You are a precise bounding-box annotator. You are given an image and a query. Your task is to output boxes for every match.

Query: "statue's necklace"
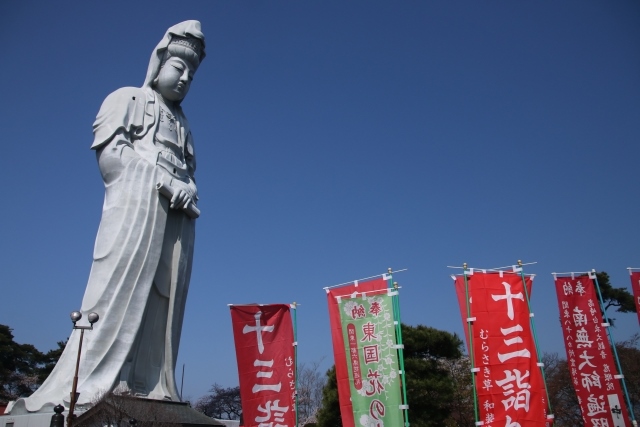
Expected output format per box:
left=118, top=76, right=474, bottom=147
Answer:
left=159, top=104, right=177, bottom=131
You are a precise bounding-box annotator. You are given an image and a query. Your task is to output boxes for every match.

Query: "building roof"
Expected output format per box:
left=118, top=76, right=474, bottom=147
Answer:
left=75, top=395, right=224, bottom=427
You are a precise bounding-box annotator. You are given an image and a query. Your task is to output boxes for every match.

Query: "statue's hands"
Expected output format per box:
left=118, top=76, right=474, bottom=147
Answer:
left=170, top=189, right=193, bottom=210
left=170, top=179, right=197, bottom=210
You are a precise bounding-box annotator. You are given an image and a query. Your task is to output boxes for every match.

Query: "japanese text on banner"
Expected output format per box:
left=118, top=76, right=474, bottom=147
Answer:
left=554, top=276, right=630, bottom=427
left=455, top=272, right=549, bottom=427
left=338, top=290, right=404, bottom=427
left=326, top=277, right=390, bottom=427
left=230, top=304, right=296, bottom=427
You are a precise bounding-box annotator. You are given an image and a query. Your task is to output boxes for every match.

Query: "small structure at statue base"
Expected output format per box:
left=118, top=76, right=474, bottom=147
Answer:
left=74, top=394, right=223, bottom=427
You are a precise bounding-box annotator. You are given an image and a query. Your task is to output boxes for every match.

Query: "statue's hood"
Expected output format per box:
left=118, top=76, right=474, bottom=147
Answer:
left=142, top=20, right=206, bottom=93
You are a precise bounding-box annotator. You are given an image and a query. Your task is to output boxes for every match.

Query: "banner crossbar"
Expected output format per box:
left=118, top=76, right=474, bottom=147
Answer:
left=332, top=287, right=402, bottom=301
left=323, top=269, right=408, bottom=290
left=447, top=261, right=537, bottom=272
left=228, top=302, right=302, bottom=307
left=553, top=270, right=598, bottom=280
left=451, top=271, right=536, bottom=279
left=551, top=270, right=593, bottom=276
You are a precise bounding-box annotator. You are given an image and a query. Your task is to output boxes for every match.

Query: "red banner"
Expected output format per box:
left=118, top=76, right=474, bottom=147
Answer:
left=230, top=304, right=296, bottom=427
left=554, top=275, right=630, bottom=427
left=454, top=271, right=549, bottom=426
left=326, top=277, right=389, bottom=427
left=630, top=271, right=640, bottom=326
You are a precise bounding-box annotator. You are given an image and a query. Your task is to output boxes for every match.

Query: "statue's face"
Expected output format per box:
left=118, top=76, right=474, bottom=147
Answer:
left=155, top=57, right=195, bottom=102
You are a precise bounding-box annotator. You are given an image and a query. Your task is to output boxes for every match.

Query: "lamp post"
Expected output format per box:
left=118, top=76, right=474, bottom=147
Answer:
left=67, top=311, right=99, bottom=427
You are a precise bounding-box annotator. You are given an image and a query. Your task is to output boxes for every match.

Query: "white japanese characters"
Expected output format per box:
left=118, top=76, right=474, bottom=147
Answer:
left=456, top=272, right=549, bottom=427
left=556, top=277, right=629, bottom=427
left=231, top=305, right=296, bottom=427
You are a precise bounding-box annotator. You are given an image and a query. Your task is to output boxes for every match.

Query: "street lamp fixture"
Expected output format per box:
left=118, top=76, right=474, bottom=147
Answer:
left=67, top=311, right=99, bottom=427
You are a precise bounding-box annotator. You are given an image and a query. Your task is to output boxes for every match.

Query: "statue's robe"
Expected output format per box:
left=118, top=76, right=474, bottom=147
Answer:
left=14, top=87, right=196, bottom=413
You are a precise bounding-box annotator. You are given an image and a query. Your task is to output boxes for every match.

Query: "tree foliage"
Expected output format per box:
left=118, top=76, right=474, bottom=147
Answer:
left=0, top=325, right=43, bottom=402
left=316, top=366, right=341, bottom=427
left=38, top=339, right=67, bottom=384
left=402, top=325, right=464, bottom=427
left=296, top=359, right=327, bottom=423
left=440, top=356, right=475, bottom=427
left=595, top=272, right=637, bottom=325
left=316, top=324, right=464, bottom=427
left=194, top=383, right=242, bottom=420
left=541, top=352, right=583, bottom=426
left=0, top=324, right=65, bottom=402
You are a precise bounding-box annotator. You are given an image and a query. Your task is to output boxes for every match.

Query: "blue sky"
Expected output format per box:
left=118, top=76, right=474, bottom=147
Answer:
left=2, top=1, right=639, bottom=402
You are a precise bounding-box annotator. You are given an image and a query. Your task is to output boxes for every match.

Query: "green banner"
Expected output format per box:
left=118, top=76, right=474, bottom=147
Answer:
left=338, top=289, right=404, bottom=426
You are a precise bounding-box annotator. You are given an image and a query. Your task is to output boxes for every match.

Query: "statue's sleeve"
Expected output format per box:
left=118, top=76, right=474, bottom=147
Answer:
left=186, top=132, right=196, bottom=177
left=91, top=87, right=148, bottom=150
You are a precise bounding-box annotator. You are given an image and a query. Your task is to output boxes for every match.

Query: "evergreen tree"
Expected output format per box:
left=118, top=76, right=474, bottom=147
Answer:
left=402, top=325, right=463, bottom=427
left=316, top=366, right=341, bottom=427
left=37, top=339, right=67, bottom=384
left=595, top=271, right=637, bottom=325
left=0, top=324, right=43, bottom=402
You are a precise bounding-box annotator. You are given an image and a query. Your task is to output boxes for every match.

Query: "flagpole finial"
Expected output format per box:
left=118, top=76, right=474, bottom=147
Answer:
left=393, top=282, right=399, bottom=289
left=517, top=260, right=522, bottom=266
left=463, top=262, right=468, bottom=270
left=388, top=267, right=393, bottom=274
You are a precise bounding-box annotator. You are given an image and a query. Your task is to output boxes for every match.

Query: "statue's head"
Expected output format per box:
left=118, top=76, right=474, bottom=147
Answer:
left=144, top=21, right=206, bottom=104
left=164, top=35, right=204, bottom=69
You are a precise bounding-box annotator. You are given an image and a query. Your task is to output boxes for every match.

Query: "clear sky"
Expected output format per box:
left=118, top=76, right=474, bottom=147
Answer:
left=2, top=0, right=639, bottom=403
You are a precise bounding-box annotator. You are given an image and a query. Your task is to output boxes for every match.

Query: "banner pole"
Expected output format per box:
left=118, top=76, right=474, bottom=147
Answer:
left=516, top=260, right=554, bottom=421
left=291, top=302, right=299, bottom=427
left=462, top=264, right=481, bottom=425
left=387, top=268, right=410, bottom=427
left=591, top=270, right=636, bottom=424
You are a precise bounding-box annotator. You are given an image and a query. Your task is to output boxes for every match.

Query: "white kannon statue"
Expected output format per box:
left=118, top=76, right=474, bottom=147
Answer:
left=10, top=20, right=205, bottom=414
